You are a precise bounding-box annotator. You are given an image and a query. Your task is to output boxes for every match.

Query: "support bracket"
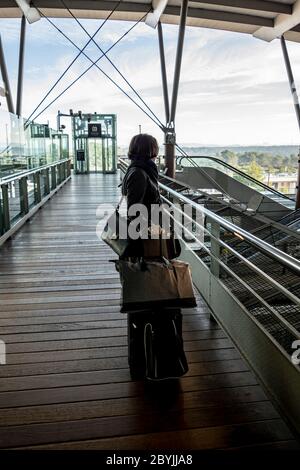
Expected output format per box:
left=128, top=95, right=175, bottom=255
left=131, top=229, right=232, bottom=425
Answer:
left=15, top=0, right=41, bottom=24
left=146, top=0, right=168, bottom=29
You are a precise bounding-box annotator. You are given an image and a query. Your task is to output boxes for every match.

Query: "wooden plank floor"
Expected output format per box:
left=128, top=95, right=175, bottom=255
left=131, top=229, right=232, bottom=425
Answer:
left=0, top=173, right=299, bottom=450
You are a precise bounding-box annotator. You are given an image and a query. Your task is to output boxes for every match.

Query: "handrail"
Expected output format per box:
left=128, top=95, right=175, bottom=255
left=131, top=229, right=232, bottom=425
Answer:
left=177, top=155, right=295, bottom=202
left=118, top=157, right=300, bottom=274
left=161, top=173, right=300, bottom=240
left=161, top=194, right=300, bottom=340
left=160, top=181, right=300, bottom=275
left=0, top=158, right=71, bottom=185
left=0, top=158, right=71, bottom=244
left=162, top=194, right=300, bottom=305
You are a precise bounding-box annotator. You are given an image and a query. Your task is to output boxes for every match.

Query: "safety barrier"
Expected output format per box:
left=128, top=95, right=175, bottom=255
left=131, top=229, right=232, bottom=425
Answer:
left=0, top=159, right=71, bottom=245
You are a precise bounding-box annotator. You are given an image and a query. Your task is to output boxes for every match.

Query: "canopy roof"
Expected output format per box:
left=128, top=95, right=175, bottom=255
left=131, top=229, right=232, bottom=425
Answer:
left=1, top=0, right=300, bottom=43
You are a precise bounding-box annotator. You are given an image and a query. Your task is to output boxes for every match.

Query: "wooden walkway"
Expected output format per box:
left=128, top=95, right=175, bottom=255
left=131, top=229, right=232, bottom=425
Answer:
left=0, top=173, right=299, bottom=450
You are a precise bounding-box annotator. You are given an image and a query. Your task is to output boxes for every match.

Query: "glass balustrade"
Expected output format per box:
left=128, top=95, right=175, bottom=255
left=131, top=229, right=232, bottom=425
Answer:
left=0, top=109, right=69, bottom=179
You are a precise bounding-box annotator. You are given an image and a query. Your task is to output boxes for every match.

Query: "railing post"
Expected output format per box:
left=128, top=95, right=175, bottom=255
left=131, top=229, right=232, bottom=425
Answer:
left=51, top=165, right=57, bottom=190
left=67, top=159, right=71, bottom=177
left=0, top=192, right=3, bottom=235
left=34, top=171, right=41, bottom=204
left=44, top=168, right=50, bottom=195
left=19, top=176, right=29, bottom=215
left=210, top=219, right=221, bottom=279
left=208, top=218, right=221, bottom=323
left=2, top=184, right=10, bottom=232
left=63, top=161, right=67, bottom=181
left=57, top=163, right=62, bottom=185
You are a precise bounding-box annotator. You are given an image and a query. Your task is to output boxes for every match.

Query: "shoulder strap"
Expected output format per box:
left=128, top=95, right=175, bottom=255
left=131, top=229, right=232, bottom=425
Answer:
left=116, top=194, right=125, bottom=212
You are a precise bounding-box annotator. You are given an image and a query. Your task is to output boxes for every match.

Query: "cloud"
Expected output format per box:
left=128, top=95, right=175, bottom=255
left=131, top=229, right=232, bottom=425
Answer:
left=1, top=18, right=300, bottom=146
left=0, top=19, right=21, bottom=41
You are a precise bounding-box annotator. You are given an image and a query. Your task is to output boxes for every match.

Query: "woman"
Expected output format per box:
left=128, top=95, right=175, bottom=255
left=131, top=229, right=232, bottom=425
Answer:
left=121, top=133, right=180, bottom=259
left=121, top=134, right=162, bottom=257
left=120, top=135, right=188, bottom=381
left=122, top=133, right=161, bottom=214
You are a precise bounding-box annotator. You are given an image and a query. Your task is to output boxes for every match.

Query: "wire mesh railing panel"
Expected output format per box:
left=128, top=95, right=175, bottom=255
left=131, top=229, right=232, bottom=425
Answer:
left=250, top=306, right=297, bottom=355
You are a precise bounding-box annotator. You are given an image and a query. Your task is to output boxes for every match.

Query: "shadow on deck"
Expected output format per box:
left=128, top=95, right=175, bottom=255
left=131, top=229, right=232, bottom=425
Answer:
left=0, top=173, right=298, bottom=450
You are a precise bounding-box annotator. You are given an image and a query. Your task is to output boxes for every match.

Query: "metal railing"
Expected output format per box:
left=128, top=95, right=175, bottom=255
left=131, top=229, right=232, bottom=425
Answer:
left=119, top=156, right=300, bottom=434
left=0, top=159, right=71, bottom=244
left=160, top=182, right=300, bottom=322
left=160, top=182, right=300, bottom=270
left=177, top=155, right=296, bottom=203
left=161, top=181, right=300, bottom=431
left=119, top=156, right=300, bottom=352
left=120, top=159, right=300, bottom=282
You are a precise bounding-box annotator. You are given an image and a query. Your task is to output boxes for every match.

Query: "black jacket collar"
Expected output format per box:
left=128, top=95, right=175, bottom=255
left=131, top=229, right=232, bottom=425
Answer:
left=128, top=159, right=158, bottom=183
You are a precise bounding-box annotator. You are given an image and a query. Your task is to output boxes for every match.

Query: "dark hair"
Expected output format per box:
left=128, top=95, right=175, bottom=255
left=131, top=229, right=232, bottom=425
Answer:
left=128, top=134, right=159, bottom=161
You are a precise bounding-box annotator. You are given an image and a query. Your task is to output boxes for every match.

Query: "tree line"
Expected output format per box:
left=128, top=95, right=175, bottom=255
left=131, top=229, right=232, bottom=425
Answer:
left=217, top=150, right=298, bottom=172
left=214, top=150, right=298, bottom=181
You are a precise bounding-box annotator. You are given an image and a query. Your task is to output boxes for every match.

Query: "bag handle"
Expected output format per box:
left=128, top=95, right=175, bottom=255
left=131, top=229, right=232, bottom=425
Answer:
left=159, top=225, right=163, bottom=259
left=158, top=224, right=172, bottom=267
left=116, top=194, right=125, bottom=213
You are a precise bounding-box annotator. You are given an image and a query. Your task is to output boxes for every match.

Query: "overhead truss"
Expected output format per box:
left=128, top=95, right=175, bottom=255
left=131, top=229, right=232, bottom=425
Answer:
left=1, top=1, right=300, bottom=43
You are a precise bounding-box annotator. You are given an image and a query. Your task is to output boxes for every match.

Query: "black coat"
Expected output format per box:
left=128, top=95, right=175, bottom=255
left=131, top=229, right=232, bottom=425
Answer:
left=121, top=159, right=161, bottom=214
left=121, top=159, right=180, bottom=259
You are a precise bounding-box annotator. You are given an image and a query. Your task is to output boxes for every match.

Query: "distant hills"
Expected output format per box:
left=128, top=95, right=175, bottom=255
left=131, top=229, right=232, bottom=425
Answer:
left=179, top=145, right=299, bottom=157
left=118, top=145, right=299, bottom=158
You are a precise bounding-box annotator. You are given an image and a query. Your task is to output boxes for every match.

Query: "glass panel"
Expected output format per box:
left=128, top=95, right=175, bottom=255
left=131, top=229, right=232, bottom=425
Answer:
left=88, top=139, right=104, bottom=172
left=51, top=134, right=61, bottom=162
left=72, top=113, right=116, bottom=174
left=27, top=174, right=35, bottom=208
left=0, top=109, right=70, bottom=179
left=56, top=166, right=60, bottom=184
left=8, top=180, right=21, bottom=223
left=40, top=172, right=46, bottom=197
left=50, top=167, right=56, bottom=189
left=0, top=112, right=27, bottom=177
left=61, top=134, right=69, bottom=159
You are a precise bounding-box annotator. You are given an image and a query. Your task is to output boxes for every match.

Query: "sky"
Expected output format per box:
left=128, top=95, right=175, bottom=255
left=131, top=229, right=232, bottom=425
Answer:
left=1, top=15, right=300, bottom=147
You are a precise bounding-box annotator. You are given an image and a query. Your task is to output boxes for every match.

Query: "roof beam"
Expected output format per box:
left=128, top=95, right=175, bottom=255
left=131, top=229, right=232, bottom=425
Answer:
left=0, top=1, right=149, bottom=11
left=16, top=0, right=149, bottom=13
left=165, top=5, right=274, bottom=27
left=291, top=23, right=300, bottom=32
left=0, top=1, right=276, bottom=27
left=254, top=0, right=300, bottom=41
left=24, top=0, right=292, bottom=17
left=192, top=1, right=293, bottom=15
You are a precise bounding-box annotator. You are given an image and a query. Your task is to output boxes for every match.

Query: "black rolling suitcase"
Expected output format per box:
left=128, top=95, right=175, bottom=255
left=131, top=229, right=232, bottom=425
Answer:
left=127, top=309, right=189, bottom=380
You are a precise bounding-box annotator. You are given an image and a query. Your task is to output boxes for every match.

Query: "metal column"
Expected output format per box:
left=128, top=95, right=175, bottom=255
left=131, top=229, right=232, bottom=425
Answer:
left=16, top=15, right=27, bottom=117
left=0, top=33, right=15, bottom=114
left=280, top=35, right=300, bottom=209
left=157, top=1, right=189, bottom=178
left=157, top=21, right=170, bottom=124
left=169, top=0, right=189, bottom=124
left=157, top=20, right=175, bottom=177
left=164, top=130, right=176, bottom=178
